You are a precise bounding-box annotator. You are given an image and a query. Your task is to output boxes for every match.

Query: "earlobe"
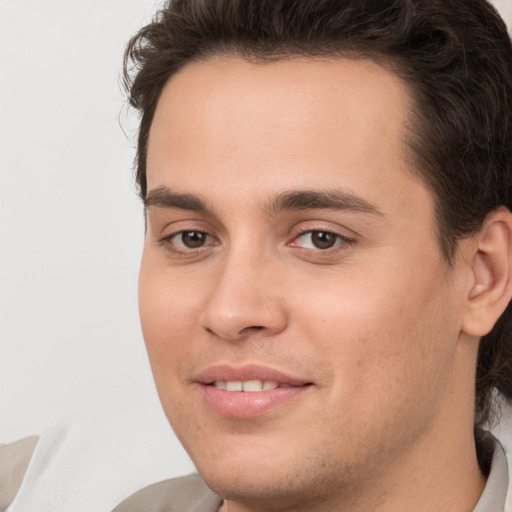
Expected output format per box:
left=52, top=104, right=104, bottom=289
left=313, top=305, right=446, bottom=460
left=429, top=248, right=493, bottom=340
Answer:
left=462, top=207, right=512, bottom=337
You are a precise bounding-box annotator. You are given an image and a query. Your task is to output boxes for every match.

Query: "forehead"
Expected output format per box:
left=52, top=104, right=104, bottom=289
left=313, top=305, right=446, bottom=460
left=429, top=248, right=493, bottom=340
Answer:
left=147, top=56, right=422, bottom=211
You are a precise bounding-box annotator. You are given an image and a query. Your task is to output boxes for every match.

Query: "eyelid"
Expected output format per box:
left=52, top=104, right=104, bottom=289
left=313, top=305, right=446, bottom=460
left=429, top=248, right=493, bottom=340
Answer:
left=159, top=227, right=219, bottom=254
left=289, top=229, right=350, bottom=248
left=289, top=219, right=356, bottom=240
left=162, top=229, right=211, bottom=243
left=155, top=217, right=217, bottom=242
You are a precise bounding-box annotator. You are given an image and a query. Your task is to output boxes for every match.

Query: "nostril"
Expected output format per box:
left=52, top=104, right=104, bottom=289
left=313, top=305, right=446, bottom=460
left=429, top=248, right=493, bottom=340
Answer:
left=205, top=324, right=265, bottom=340
left=236, top=325, right=266, bottom=338
left=243, top=326, right=265, bottom=332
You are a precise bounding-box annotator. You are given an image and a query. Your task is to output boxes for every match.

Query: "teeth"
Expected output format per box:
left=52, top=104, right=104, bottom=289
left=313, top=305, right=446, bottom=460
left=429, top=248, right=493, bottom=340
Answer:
left=226, top=381, right=243, bottom=391
left=241, top=380, right=261, bottom=392
left=213, top=380, right=279, bottom=392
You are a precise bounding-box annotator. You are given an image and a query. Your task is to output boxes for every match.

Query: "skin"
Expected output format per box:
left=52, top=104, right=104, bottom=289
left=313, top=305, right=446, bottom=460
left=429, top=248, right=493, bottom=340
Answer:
left=138, top=57, right=510, bottom=512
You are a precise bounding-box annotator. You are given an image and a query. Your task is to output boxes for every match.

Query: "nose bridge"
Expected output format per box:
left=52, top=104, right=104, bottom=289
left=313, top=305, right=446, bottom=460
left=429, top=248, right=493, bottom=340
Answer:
left=201, top=241, right=287, bottom=340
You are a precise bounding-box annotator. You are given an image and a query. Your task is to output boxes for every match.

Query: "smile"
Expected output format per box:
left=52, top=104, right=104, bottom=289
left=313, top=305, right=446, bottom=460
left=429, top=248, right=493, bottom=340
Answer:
left=196, top=365, right=313, bottom=418
left=212, top=380, right=298, bottom=391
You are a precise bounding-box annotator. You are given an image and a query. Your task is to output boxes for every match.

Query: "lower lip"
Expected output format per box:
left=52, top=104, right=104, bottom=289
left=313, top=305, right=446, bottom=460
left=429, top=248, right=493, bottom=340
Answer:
left=201, top=385, right=310, bottom=418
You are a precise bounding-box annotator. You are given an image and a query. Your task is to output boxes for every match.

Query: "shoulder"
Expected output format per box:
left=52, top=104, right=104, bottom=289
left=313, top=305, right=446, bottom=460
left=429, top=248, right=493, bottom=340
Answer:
left=0, top=436, right=38, bottom=512
left=112, top=473, right=222, bottom=512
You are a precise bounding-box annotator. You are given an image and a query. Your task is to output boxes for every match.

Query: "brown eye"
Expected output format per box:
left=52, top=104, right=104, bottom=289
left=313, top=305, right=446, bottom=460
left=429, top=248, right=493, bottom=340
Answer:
left=161, top=229, right=217, bottom=255
left=180, top=231, right=208, bottom=248
left=310, top=231, right=337, bottom=249
left=291, top=230, right=348, bottom=251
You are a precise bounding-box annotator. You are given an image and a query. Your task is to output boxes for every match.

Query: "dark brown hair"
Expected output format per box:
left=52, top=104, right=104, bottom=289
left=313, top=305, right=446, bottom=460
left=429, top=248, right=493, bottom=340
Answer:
left=123, top=0, right=512, bottom=427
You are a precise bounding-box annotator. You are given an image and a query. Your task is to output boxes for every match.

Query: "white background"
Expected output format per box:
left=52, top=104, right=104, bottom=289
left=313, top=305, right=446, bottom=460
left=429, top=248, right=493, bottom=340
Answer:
left=1, top=0, right=511, bottom=448
left=0, top=0, right=174, bottom=443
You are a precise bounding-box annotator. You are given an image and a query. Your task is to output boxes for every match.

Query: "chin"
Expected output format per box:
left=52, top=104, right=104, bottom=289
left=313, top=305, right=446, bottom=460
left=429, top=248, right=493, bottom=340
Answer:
left=183, top=429, right=354, bottom=506
left=197, top=453, right=356, bottom=512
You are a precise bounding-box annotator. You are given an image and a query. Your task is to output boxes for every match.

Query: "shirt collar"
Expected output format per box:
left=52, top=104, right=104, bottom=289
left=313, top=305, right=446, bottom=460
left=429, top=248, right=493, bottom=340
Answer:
left=473, top=439, right=509, bottom=512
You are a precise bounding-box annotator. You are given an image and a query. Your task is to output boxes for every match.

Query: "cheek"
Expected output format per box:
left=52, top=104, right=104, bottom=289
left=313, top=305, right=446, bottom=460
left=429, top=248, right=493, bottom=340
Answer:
left=289, top=261, right=459, bottom=402
left=284, top=266, right=461, bottom=459
left=138, top=257, right=201, bottom=379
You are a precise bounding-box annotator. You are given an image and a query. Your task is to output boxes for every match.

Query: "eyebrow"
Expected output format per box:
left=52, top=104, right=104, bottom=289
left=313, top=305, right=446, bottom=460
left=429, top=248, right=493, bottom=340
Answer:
left=144, top=186, right=384, bottom=217
left=264, top=190, right=384, bottom=216
left=144, top=186, right=208, bottom=212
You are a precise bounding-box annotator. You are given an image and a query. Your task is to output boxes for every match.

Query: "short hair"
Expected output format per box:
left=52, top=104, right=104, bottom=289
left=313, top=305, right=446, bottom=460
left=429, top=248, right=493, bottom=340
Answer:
left=123, top=0, right=512, bottom=427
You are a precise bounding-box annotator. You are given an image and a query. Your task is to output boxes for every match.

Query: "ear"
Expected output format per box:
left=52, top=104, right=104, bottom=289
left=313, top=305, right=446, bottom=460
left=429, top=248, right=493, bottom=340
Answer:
left=462, top=207, right=512, bottom=337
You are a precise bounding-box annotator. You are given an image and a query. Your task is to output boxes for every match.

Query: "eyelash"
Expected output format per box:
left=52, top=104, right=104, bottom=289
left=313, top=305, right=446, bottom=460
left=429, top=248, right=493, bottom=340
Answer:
left=289, top=229, right=352, bottom=252
left=160, top=230, right=216, bottom=254
left=160, top=228, right=353, bottom=256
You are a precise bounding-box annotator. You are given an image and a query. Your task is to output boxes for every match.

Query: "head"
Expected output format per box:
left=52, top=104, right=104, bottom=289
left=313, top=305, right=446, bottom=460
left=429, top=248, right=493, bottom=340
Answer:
left=124, top=0, right=512, bottom=509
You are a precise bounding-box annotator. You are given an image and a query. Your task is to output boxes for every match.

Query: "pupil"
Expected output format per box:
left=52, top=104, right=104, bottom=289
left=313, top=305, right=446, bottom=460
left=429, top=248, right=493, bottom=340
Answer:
left=311, top=231, right=336, bottom=249
left=182, top=231, right=206, bottom=248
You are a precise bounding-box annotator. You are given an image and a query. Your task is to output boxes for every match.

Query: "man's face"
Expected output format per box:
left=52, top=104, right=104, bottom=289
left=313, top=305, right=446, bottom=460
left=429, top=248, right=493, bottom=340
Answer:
left=139, top=57, right=472, bottom=509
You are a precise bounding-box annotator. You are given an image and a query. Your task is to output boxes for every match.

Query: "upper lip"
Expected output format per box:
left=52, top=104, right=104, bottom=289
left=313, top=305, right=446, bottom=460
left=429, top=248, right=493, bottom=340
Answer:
left=194, top=364, right=312, bottom=386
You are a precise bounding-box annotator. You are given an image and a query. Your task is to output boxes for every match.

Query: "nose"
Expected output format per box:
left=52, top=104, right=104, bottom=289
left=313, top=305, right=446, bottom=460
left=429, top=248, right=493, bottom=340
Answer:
left=200, top=251, right=288, bottom=341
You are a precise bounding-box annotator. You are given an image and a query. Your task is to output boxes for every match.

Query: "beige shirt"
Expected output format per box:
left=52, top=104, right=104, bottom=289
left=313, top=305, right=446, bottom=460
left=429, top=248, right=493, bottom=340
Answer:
left=0, top=436, right=38, bottom=512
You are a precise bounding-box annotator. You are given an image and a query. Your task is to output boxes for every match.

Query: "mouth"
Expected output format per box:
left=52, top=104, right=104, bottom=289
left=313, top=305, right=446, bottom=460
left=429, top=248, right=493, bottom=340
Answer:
left=196, top=365, right=313, bottom=418
left=211, top=379, right=306, bottom=391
